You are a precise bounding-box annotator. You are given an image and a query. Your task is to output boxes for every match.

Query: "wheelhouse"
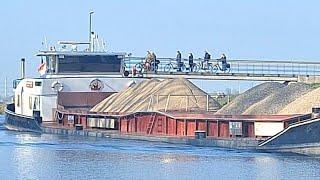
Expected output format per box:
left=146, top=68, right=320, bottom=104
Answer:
left=36, top=51, right=126, bottom=75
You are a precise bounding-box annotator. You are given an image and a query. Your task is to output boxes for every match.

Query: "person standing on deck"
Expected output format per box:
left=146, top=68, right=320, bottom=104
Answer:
left=176, top=50, right=182, bottom=72
left=189, top=53, right=194, bottom=72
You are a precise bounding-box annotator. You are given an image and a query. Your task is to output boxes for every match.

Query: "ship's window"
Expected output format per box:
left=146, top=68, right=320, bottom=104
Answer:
left=45, top=56, right=57, bottom=74
left=29, top=96, right=33, bottom=110
left=58, top=55, right=122, bottom=73
left=16, top=95, right=20, bottom=107
left=33, top=97, right=39, bottom=110
left=35, top=82, right=42, bottom=86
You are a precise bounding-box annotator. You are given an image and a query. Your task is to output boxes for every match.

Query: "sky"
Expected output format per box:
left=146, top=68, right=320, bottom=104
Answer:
left=0, top=0, right=320, bottom=93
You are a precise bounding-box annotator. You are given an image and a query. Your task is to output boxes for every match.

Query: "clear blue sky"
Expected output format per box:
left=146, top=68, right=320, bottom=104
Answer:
left=0, top=0, right=319, bottom=92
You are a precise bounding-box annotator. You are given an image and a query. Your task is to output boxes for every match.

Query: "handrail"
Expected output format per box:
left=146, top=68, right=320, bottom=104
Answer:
left=123, top=56, right=320, bottom=76
left=126, top=56, right=320, bottom=65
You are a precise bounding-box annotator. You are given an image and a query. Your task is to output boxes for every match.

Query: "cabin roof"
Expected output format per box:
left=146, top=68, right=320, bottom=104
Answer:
left=36, top=51, right=126, bottom=57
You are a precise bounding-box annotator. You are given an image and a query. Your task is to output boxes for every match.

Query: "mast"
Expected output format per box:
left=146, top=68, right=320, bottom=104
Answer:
left=4, top=76, right=7, bottom=102
left=89, top=11, right=94, bottom=52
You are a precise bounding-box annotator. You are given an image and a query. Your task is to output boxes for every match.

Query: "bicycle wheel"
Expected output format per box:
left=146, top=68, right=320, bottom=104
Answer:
left=211, top=65, right=219, bottom=73
left=193, top=64, right=200, bottom=72
left=135, top=63, right=144, bottom=72
left=181, top=64, right=186, bottom=72
left=164, top=64, right=172, bottom=72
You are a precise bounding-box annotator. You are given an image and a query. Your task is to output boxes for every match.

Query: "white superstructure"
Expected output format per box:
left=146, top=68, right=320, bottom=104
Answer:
left=13, top=47, right=140, bottom=122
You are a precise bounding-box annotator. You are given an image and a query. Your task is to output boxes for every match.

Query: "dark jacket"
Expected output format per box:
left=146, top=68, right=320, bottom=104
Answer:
left=176, top=52, right=182, bottom=62
left=204, top=52, right=211, bottom=60
left=189, top=54, right=194, bottom=64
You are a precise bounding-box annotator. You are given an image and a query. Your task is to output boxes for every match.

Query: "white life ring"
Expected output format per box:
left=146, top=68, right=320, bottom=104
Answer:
left=51, top=81, right=64, bottom=92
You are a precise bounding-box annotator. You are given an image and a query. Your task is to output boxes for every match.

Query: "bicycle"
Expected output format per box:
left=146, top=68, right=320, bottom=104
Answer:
left=212, top=61, right=231, bottom=73
left=195, top=60, right=216, bottom=73
left=164, top=59, right=187, bottom=72
left=135, top=60, right=158, bottom=73
left=188, top=62, right=200, bottom=72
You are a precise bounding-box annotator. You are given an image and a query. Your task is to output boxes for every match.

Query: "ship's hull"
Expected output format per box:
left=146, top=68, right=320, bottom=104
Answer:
left=257, top=118, right=320, bottom=156
left=4, top=104, right=42, bottom=133
left=5, top=103, right=320, bottom=156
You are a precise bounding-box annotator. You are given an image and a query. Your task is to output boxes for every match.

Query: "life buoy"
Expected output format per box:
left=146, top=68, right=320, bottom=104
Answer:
left=51, top=81, right=63, bottom=92
left=89, top=79, right=104, bottom=91
left=55, top=111, right=64, bottom=122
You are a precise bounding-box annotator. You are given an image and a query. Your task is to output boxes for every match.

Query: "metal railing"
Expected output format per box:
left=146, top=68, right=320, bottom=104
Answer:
left=144, top=94, right=215, bottom=112
left=123, top=57, right=320, bottom=76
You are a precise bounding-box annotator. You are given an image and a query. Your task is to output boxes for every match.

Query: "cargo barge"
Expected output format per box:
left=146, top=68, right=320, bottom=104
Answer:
left=5, top=14, right=320, bottom=156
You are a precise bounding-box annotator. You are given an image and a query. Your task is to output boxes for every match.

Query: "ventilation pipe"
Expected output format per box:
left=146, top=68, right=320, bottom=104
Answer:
left=21, top=58, right=25, bottom=79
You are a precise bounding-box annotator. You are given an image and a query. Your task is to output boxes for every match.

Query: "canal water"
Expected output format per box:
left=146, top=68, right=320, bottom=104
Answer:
left=0, top=117, right=320, bottom=180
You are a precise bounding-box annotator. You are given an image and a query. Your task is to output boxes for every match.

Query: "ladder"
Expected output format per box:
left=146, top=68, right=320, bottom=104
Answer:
left=146, top=113, right=156, bottom=134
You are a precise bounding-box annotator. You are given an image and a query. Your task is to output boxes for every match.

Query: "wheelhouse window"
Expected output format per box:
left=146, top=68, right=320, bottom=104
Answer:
left=58, top=55, right=122, bottom=73
left=45, top=55, right=57, bottom=74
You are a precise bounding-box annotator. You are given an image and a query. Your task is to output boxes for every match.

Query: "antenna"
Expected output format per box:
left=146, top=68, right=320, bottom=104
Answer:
left=44, top=36, right=48, bottom=50
left=89, top=11, right=94, bottom=52
left=4, top=76, right=7, bottom=102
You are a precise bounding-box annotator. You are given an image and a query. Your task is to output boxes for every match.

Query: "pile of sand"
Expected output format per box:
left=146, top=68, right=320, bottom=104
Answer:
left=278, top=87, right=320, bottom=114
left=243, top=83, right=312, bottom=115
left=91, top=78, right=221, bottom=113
left=216, top=82, right=285, bottom=115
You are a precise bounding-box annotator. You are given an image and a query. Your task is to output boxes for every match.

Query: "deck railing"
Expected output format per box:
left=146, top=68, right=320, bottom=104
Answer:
left=123, top=57, right=320, bottom=76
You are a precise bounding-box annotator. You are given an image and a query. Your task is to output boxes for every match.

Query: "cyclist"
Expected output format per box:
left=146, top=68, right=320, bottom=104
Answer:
left=150, top=51, right=159, bottom=72
left=203, top=51, right=211, bottom=69
left=176, top=50, right=182, bottom=72
left=220, top=53, right=227, bottom=71
left=144, top=50, right=152, bottom=70
left=188, top=53, right=194, bottom=72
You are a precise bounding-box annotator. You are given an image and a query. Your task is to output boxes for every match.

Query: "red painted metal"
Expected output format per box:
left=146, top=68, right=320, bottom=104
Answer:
left=118, top=111, right=311, bottom=139
left=242, top=122, right=255, bottom=137
left=54, top=106, right=311, bottom=139
left=176, top=120, right=185, bottom=136
left=196, top=120, right=207, bottom=131
left=167, top=118, right=176, bottom=135
left=208, top=121, right=218, bottom=137
left=155, top=116, right=165, bottom=134
left=219, top=121, right=230, bottom=138
left=186, top=120, right=196, bottom=136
